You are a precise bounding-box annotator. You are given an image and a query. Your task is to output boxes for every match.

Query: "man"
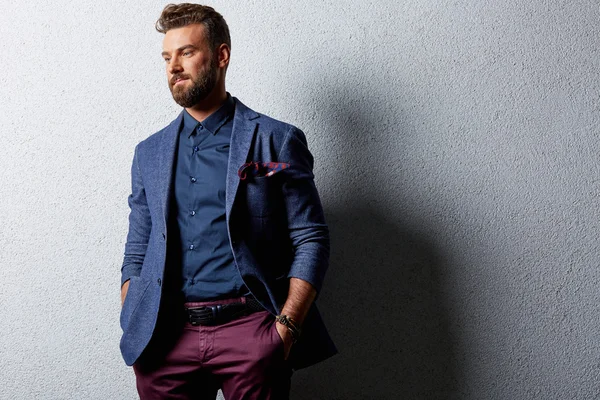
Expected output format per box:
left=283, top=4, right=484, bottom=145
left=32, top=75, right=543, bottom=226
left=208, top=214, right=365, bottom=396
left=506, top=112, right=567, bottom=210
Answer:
left=119, top=3, right=336, bottom=399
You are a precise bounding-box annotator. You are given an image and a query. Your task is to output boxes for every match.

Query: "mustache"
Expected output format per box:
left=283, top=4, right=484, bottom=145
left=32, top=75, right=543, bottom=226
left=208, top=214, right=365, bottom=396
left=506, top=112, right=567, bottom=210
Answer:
left=171, top=75, right=190, bottom=85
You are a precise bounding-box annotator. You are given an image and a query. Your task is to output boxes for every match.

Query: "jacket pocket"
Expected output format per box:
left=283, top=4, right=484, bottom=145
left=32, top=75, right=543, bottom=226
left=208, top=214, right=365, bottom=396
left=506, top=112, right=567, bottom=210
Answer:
left=244, top=176, right=279, bottom=217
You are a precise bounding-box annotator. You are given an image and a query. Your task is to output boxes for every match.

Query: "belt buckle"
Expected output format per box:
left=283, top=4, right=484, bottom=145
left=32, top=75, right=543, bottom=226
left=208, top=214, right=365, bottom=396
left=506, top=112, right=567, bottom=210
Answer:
left=187, top=307, right=201, bottom=326
left=188, top=304, right=224, bottom=326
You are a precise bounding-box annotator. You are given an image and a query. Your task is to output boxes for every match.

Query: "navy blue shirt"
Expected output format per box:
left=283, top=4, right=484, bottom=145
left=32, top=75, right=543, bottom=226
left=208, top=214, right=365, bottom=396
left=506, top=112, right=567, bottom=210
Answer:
left=171, top=94, right=248, bottom=301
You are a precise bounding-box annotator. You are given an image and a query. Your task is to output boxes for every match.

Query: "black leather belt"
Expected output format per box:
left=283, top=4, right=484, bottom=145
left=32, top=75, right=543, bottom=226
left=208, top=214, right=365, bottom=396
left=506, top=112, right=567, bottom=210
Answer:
left=185, top=297, right=265, bottom=326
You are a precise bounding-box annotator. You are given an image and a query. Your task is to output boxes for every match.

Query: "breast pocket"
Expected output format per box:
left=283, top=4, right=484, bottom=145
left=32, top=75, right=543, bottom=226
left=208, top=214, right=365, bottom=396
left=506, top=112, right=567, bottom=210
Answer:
left=244, top=176, right=281, bottom=217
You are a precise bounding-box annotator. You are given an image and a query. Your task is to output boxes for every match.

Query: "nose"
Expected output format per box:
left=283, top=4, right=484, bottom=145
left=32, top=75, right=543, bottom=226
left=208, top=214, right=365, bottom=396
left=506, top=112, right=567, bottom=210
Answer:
left=168, top=55, right=183, bottom=75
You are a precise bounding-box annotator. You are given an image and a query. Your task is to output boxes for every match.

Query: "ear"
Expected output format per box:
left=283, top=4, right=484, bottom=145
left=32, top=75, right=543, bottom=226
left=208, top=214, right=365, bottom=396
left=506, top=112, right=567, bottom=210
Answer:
left=216, top=43, right=230, bottom=69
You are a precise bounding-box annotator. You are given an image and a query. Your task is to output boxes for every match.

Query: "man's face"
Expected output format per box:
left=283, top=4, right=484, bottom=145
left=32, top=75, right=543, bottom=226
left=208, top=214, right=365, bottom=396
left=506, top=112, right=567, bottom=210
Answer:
left=162, top=24, right=218, bottom=108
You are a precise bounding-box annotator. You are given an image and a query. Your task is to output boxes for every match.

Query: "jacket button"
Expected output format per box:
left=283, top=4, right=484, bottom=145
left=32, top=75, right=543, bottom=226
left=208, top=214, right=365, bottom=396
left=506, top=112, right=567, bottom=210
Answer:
left=157, top=278, right=162, bottom=286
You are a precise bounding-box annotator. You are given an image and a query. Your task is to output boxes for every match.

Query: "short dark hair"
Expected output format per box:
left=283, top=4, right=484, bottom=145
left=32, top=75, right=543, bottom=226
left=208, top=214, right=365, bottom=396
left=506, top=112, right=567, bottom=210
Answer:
left=155, top=3, right=231, bottom=51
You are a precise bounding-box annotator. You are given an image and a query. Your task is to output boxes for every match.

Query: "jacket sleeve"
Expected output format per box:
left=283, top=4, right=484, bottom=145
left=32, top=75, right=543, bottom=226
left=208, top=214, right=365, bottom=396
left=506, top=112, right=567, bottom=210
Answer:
left=279, top=126, right=330, bottom=294
left=120, top=144, right=152, bottom=287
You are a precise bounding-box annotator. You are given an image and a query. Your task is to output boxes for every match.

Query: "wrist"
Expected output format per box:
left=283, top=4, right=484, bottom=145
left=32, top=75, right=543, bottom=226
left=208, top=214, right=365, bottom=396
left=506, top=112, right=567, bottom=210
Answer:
left=275, top=314, right=302, bottom=343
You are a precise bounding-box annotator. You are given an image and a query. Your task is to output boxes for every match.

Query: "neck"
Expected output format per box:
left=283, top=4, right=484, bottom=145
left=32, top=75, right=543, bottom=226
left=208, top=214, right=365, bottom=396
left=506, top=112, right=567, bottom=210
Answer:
left=185, top=84, right=228, bottom=122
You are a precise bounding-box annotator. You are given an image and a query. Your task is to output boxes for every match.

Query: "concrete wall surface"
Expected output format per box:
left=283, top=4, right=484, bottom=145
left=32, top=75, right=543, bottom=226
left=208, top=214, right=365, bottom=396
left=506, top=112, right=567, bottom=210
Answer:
left=1, top=0, right=598, bottom=399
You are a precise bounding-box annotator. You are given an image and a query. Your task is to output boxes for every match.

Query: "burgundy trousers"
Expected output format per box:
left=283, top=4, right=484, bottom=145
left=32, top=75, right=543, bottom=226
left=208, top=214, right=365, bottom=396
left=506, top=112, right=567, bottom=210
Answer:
left=132, top=297, right=293, bottom=400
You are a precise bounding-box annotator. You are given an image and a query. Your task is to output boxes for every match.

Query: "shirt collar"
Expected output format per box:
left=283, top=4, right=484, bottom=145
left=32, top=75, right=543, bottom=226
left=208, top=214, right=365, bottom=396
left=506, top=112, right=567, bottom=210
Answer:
left=180, top=93, right=235, bottom=138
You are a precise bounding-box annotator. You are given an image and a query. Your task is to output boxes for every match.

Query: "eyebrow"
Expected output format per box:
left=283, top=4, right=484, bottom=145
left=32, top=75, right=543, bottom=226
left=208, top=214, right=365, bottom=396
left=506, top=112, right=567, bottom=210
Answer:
left=161, top=44, right=197, bottom=57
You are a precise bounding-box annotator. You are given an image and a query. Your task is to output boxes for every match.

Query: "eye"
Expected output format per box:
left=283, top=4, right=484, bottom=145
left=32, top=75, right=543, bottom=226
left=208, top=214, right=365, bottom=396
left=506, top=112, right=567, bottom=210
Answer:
left=163, top=58, right=171, bottom=63
left=183, top=51, right=192, bottom=56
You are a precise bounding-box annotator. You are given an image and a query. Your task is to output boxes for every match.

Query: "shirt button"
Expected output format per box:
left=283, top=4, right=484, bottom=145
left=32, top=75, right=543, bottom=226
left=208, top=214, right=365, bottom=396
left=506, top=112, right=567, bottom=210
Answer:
left=190, top=210, right=196, bottom=216
left=190, top=177, right=197, bottom=183
left=189, top=244, right=194, bottom=250
left=193, top=146, right=199, bottom=152
left=198, top=125, right=204, bottom=131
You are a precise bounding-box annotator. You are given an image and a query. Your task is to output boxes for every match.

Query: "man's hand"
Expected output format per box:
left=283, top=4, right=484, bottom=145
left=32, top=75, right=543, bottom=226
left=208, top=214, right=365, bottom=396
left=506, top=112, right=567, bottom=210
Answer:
left=274, top=277, right=318, bottom=360
left=121, top=280, right=130, bottom=307
left=275, top=320, right=295, bottom=360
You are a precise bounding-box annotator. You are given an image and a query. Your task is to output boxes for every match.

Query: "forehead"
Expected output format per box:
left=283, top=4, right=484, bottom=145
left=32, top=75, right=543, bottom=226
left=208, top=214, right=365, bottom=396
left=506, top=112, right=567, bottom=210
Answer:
left=162, top=23, right=209, bottom=52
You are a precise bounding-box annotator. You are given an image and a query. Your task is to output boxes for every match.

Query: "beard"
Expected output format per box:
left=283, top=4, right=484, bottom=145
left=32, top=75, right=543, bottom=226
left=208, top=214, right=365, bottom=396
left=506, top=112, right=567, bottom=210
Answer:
left=170, top=58, right=218, bottom=108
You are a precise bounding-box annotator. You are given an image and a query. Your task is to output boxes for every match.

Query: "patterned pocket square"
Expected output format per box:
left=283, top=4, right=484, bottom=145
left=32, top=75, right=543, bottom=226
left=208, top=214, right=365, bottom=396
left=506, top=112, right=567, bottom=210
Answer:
left=238, top=161, right=291, bottom=180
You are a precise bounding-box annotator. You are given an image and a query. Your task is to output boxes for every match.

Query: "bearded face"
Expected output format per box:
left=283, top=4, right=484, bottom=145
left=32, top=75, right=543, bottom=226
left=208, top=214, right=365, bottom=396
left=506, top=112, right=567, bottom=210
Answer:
left=169, top=54, right=218, bottom=108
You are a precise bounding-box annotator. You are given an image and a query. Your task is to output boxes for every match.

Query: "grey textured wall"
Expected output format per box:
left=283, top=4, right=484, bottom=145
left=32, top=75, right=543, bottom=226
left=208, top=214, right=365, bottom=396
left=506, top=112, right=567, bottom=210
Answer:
left=1, top=0, right=598, bottom=399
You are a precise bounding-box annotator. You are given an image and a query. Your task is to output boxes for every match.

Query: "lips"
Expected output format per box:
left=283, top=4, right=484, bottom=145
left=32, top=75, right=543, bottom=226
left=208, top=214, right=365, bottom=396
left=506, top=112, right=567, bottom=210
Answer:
left=174, top=78, right=188, bottom=85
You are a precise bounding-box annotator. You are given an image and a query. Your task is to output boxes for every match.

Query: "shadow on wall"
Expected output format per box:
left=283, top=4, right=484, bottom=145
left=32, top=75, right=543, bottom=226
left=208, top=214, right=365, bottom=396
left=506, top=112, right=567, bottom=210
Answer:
left=291, top=90, right=458, bottom=400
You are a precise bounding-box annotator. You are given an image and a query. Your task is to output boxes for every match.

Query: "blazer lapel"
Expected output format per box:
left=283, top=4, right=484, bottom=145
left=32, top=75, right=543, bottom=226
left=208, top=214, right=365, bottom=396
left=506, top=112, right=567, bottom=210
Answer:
left=226, top=98, right=259, bottom=224
left=158, top=111, right=184, bottom=228
left=157, top=98, right=259, bottom=229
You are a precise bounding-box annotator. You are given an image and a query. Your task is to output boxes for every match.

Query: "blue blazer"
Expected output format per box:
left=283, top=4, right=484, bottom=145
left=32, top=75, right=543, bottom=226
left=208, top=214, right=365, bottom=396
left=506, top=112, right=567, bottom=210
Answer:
left=119, top=97, right=337, bottom=370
